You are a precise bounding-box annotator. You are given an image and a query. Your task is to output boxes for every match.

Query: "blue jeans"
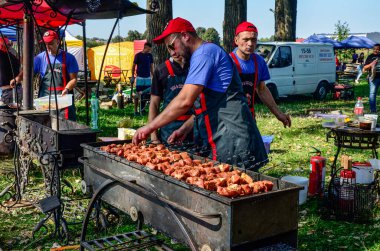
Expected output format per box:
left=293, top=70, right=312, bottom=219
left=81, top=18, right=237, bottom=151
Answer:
left=369, top=78, right=380, bottom=112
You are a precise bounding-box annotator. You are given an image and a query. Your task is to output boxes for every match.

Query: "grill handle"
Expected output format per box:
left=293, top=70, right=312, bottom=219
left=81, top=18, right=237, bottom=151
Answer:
left=79, top=157, right=222, bottom=221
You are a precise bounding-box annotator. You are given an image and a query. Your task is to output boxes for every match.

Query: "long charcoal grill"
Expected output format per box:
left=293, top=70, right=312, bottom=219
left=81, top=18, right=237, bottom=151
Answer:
left=80, top=140, right=302, bottom=250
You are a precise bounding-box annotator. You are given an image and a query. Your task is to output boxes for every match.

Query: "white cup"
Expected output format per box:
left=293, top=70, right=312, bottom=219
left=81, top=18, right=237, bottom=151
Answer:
left=364, top=114, right=378, bottom=130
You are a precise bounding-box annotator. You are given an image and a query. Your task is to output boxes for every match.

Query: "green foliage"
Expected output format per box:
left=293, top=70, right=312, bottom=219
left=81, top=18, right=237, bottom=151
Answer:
left=196, top=27, right=206, bottom=37
left=334, top=20, right=350, bottom=42
left=259, top=35, right=275, bottom=42
left=125, top=30, right=144, bottom=41
left=199, top=27, right=220, bottom=45
left=334, top=20, right=351, bottom=62
left=111, top=35, right=124, bottom=43
left=86, top=39, right=105, bottom=48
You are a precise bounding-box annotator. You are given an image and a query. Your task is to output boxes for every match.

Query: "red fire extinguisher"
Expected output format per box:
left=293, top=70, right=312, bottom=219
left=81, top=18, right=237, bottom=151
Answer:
left=308, top=147, right=326, bottom=197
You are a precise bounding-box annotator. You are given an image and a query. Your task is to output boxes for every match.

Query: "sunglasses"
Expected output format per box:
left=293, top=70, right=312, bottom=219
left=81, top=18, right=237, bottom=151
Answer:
left=166, top=35, right=179, bottom=51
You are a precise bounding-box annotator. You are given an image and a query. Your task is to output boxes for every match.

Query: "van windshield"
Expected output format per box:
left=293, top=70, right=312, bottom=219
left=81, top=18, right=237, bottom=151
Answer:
left=255, top=44, right=275, bottom=62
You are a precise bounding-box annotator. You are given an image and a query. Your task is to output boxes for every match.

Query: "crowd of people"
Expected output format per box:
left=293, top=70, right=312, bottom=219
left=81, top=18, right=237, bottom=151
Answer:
left=1, top=19, right=380, bottom=169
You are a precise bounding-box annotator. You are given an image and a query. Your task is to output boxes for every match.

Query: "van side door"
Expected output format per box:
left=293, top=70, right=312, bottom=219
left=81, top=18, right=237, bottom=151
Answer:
left=268, top=46, right=294, bottom=96
left=293, top=46, right=318, bottom=94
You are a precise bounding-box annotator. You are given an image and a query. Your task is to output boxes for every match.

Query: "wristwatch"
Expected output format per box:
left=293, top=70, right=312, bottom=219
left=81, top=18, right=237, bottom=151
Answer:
left=65, top=87, right=70, bottom=92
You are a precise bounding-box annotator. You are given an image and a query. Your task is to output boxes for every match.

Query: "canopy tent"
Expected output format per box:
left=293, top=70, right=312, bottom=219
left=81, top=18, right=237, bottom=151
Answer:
left=44, top=0, right=154, bottom=20
left=64, top=30, right=84, bottom=71
left=303, top=34, right=343, bottom=48
left=87, top=41, right=135, bottom=81
left=0, top=1, right=82, bottom=28
left=341, top=35, right=376, bottom=49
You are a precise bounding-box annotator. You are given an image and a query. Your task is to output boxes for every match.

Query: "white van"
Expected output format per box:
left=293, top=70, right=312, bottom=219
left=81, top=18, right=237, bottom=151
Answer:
left=256, top=42, right=336, bottom=100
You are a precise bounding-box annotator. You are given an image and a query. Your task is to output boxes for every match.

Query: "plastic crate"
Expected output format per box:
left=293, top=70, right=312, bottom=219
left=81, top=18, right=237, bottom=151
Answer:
left=34, top=94, right=73, bottom=111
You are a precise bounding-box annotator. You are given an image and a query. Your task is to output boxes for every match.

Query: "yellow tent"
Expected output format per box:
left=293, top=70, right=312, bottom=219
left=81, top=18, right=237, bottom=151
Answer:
left=87, top=41, right=134, bottom=82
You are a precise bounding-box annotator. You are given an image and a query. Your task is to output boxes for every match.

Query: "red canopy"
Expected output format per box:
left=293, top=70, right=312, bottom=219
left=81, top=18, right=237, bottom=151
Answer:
left=0, top=1, right=82, bottom=28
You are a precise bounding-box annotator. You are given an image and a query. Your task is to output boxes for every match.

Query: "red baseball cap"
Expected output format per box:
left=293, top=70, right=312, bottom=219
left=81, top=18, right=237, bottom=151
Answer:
left=235, top=21, right=258, bottom=36
left=153, top=17, right=196, bottom=44
left=41, top=30, right=58, bottom=43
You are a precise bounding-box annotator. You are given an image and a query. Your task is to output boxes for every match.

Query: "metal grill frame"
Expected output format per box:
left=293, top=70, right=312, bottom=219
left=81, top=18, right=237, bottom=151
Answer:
left=80, top=140, right=302, bottom=250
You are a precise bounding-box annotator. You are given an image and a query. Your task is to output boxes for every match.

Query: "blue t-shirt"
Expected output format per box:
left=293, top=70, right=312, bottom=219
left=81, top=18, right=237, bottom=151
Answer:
left=133, top=52, right=153, bottom=78
left=34, top=51, right=79, bottom=78
left=231, top=49, right=270, bottom=82
left=185, top=43, right=233, bottom=93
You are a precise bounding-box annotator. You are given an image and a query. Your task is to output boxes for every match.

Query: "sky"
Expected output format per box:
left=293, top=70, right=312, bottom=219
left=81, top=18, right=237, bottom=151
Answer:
left=67, top=0, right=379, bottom=40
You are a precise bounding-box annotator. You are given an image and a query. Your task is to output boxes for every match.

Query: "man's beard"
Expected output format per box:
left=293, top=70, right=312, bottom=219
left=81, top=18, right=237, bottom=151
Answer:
left=179, top=40, right=192, bottom=61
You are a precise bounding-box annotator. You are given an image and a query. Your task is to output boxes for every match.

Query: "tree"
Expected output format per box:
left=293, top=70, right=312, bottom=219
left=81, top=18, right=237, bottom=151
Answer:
left=111, top=35, right=124, bottom=43
left=146, top=0, right=172, bottom=65
left=202, top=28, right=220, bottom=45
left=334, top=20, right=351, bottom=62
left=274, top=0, right=297, bottom=41
left=125, top=30, right=143, bottom=41
left=258, top=36, right=275, bottom=42
left=196, top=27, right=206, bottom=38
left=334, top=20, right=350, bottom=41
left=223, top=0, right=247, bottom=52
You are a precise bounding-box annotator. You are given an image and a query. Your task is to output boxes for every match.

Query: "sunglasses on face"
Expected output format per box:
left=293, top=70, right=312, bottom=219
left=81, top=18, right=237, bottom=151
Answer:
left=167, top=35, right=179, bottom=51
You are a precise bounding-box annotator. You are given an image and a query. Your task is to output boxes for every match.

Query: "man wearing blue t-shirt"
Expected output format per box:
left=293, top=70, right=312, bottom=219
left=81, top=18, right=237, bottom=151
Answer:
left=230, top=21, right=291, bottom=127
left=13, top=30, right=79, bottom=120
left=131, top=42, right=153, bottom=116
left=133, top=17, right=268, bottom=170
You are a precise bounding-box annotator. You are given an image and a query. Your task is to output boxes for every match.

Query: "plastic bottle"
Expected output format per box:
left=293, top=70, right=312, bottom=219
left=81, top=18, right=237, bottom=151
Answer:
left=91, top=92, right=99, bottom=129
left=354, top=97, right=364, bottom=120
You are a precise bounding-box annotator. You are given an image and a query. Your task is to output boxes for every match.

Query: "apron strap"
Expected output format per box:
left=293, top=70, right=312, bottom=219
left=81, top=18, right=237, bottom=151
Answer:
left=165, top=59, right=175, bottom=77
left=198, top=92, right=217, bottom=161
left=250, top=53, right=258, bottom=117
left=229, top=52, right=242, bottom=74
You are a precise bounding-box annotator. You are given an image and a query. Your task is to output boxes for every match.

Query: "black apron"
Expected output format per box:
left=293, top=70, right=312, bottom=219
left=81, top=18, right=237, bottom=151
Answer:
left=160, top=60, right=193, bottom=144
left=193, top=59, right=267, bottom=171
left=40, top=51, right=75, bottom=121
left=230, top=52, right=258, bottom=117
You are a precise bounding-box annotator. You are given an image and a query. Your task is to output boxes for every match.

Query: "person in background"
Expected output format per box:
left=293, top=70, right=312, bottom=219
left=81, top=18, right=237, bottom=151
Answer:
left=355, top=52, right=365, bottom=84
left=133, top=17, right=269, bottom=170
left=11, top=30, right=78, bottom=120
left=0, top=36, right=21, bottom=105
left=352, top=51, right=358, bottom=63
left=363, top=44, right=380, bottom=113
left=230, top=21, right=291, bottom=127
left=131, top=42, right=154, bottom=116
left=148, top=55, right=194, bottom=145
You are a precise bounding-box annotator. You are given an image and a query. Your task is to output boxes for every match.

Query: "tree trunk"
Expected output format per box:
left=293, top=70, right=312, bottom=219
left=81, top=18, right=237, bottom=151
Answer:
left=223, top=0, right=247, bottom=53
left=274, top=0, right=297, bottom=41
left=146, top=0, right=172, bottom=66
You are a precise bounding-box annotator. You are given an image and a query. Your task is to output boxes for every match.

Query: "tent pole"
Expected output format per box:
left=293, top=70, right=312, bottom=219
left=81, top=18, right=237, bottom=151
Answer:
left=82, top=21, right=89, bottom=125
left=22, top=12, right=34, bottom=110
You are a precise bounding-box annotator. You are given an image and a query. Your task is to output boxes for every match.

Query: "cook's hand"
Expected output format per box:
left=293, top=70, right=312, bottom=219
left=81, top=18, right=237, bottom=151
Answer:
left=167, top=129, right=188, bottom=145
left=61, top=88, right=69, bottom=96
left=371, top=59, right=378, bottom=67
left=133, top=125, right=154, bottom=145
left=10, top=79, right=17, bottom=88
left=277, top=113, right=291, bottom=128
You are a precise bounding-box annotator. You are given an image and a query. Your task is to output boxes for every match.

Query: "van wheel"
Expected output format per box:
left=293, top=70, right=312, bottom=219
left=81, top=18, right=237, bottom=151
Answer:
left=267, top=84, right=279, bottom=101
left=314, top=82, right=328, bottom=100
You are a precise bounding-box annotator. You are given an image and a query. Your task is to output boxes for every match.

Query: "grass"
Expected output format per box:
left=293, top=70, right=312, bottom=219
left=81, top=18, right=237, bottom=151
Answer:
left=0, top=79, right=379, bottom=250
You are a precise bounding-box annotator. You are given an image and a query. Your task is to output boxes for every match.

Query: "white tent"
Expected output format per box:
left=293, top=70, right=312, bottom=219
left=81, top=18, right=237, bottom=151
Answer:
left=65, top=30, right=84, bottom=71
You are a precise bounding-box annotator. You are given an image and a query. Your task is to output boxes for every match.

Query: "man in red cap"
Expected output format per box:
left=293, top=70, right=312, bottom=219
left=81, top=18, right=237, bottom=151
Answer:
left=133, top=17, right=268, bottom=170
left=12, top=30, right=79, bottom=120
left=230, top=21, right=291, bottom=127
left=0, top=36, right=20, bottom=105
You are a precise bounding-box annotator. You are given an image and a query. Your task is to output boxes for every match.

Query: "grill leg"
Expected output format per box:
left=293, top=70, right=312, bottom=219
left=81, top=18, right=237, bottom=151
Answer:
left=80, top=179, right=119, bottom=251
